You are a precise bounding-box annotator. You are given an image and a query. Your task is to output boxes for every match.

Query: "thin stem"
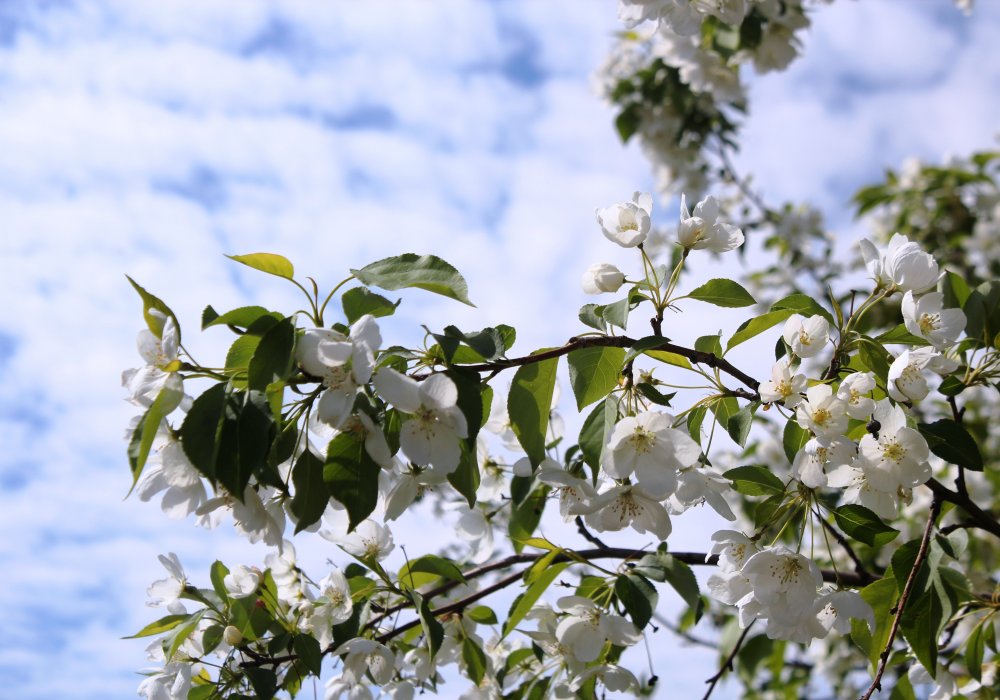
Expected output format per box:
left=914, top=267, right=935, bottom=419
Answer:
left=702, top=621, right=755, bottom=700
left=317, top=275, right=356, bottom=326
left=859, top=497, right=942, bottom=700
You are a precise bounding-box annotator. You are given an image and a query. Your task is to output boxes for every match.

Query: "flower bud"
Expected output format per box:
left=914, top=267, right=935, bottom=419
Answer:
left=581, top=263, right=625, bottom=294
left=223, top=625, right=243, bottom=646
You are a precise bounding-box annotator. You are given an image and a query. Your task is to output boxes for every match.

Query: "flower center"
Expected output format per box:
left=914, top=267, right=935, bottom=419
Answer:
left=627, top=427, right=656, bottom=454
left=882, top=439, right=907, bottom=464
left=798, top=329, right=812, bottom=346
left=770, top=557, right=804, bottom=585
left=811, top=407, right=832, bottom=427
left=918, top=313, right=940, bottom=333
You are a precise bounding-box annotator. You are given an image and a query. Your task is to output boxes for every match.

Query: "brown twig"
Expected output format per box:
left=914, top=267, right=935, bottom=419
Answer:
left=703, top=621, right=755, bottom=700
left=858, top=497, right=942, bottom=700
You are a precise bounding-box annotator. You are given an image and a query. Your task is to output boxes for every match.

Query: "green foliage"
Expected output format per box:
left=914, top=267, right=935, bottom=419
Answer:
left=352, top=253, right=474, bottom=306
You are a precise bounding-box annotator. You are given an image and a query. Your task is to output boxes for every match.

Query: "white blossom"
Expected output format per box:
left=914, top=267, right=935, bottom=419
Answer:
left=223, top=565, right=260, bottom=598
left=122, top=311, right=185, bottom=415
left=146, top=553, right=187, bottom=615
left=792, top=435, right=856, bottom=488
left=856, top=399, right=931, bottom=492
left=596, top=191, right=652, bottom=248
left=555, top=596, right=642, bottom=663
left=537, top=463, right=599, bottom=520
left=862, top=233, right=940, bottom=293
left=374, top=369, right=468, bottom=474
left=581, top=263, right=626, bottom=294
left=795, top=384, right=848, bottom=438
left=603, top=411, right=701, bottom=498
left=672, top=467, right=736, bottom=520
left=677, top=194, right=744, bottom=252
left=836, top=372, right=876, bottom=420
left=902, top=291, right=966, bottom=348
left=782, top=314, right=830, bottom=358
left=137, top=662, right=192, bottom=700
left=583, top=483, right=672, bottom=540
left=335, top=519, right=395, bottom=561
left=453, top=507, right=494, bottom=564
left=815, top=590, right=874, bottom=635
left=759, top=359, right=807, bottom=407
left=333, top=638, right=396, bottom=685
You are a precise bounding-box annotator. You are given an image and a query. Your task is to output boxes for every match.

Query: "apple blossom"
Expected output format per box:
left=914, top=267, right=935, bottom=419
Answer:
left=791, top=436, right=856, bottom=489
left=581, top=263, right=626, bottom=294
left=595, top=191, right=652, bottom=247
left=677, top=194, right=745, bottom=252
left=223, top=564, right=260, bottom=597
left=836, top=371, right=876, bottom=420
left=374, top=369, right=468, bottom=474
left=146, top=553, right=188, bottom=615
left=555, top=596, right=642, bottom=663
left=795, top=384, right=848, bottom=438
left=902, top=291, right=966, bottom=347
left=583, top=483, right=672, bottom=539
left=759, top=358, right=807, bottom=407
left=335, top=519, right=395, bottom=561
left=603, top=410, right=701, bottom=498
left=122, top=311, right=185, bottom=415
left=782, top=314, right=830, bottom=358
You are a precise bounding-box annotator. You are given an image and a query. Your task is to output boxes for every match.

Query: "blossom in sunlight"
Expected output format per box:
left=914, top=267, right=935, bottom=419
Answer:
left=336, top=520, right=395, bottom=561
left=583, top=483, right=672, bottom=540
left=581, top=262, right=626, bottom=294
left=759, top=358, right=806, bottom=407
left=782, top=314, right=830, bottom=358
left=861, top=233, right=940, bottom=293
left=453, top=507, right=495, bottom=564
left=795, top=384, right=848, bottom=438
left=836, top=372, right=876, bottom=420
left=223, top=565, right=260, bottom=598
left=555, top=596, right=642, bottom=663
left=672, top=468, right=736, bottom=520
left=296, top=315, right=381, bottom=428
left=791, top=435, right=855, bottom=488
left=304, top=568, right=353, bottom=648
left=146, top=553, right=188, bottom=615
left=901, top=291, right=966, bottom=348
left=856, top=399, right=931, bottom=492
left=677, top=194, right=744, bottom=252
left=596, top=191, right=652, bottom=247
left=603, top=410, right=701, bottom=498
left=137, top=662, right=192, bottom=700
left=136, top=434, right=207, bottom=519
left=886, top=347, right=957, bottom=403
left=374, top=369, right=468, bottom=475
left=537, top=462, right=599, bottom=520
left=815, top=590, right=874, bottom=635
left=335, top=638, right=397, bottom=685
left=122, top=311, right=185, bottom=415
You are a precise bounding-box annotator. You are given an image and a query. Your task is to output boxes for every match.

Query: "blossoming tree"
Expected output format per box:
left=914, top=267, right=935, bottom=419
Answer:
left=124, top=1, right=1000, bottom=698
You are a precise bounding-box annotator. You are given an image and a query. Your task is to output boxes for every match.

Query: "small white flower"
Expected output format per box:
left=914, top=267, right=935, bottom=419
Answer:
left=603, top=411, right=701, bottom=498
left=902, top=291, right=966, bottom=348
left=887, top=348, right=953, bottom=403
left=581, top=263, right=626, bottom=294
left=836, top=372, right=876, bottom=420
left=297, top=315, right=382, bottom=428
left=374, top=369, right=468, bottom=475
left=782, top=315, right=830, bottom=358
left=795, top=385, right=848, bottom=438
left=555, top=596, right=642, bottom=663
left=672, top=468, right=736, bottom=520
left=583, top=484, right=672, bottom=540
left=137, top=662, right=192, bottom=700
left=677, top=194, right=744, bottom=252
left=596, top=192, right=652, bottom=248
left=122, top=312, right=185, bottom=415
left=147, top=553, right=187, bottom=615
left=814, top=590, right=874, bottom=635
left=883, top=233, right=940, bottom=293
left=570, top=664, right=639, bottom=693
left=740, top=546, right=823, bottom=612
left=792, top=435, right=855, bottom=488
left=759, top=359, right=807, bottom=407
left=537, top=463, right=597, bottom=520
left=305, top=568, right=354, bottom=648
left=223, top=565, right=260, bottom=598
left=907, top=663, right=962, bottom=700
left=856, top=399, right=931, bottom=492
left=453, top=507, right=494, bottom=564
left=336, top=520, right=395, bottom=561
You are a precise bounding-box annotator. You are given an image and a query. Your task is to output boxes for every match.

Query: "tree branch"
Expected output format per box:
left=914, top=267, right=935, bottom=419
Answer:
left=859, top=497, right=942, bottom=700
left=703, top=621, right=755, bottom=700
left=924, top=478, right=1000, bottom=541
left=417, top=335, right=761, bottom=398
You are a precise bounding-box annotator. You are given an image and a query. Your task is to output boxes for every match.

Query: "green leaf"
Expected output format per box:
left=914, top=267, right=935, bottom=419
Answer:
left=502, top=561, right=570, bottom=639
left=508, top=356, right=559, bottom=467
left=615, top=574, right=658, bottom=629
left=447, top=441, right=481, bottom=508
left=445, top=368, right=485, bottom=446
left=244, top=667, right=278, bottom=700
left=770, top=293, right=834, bottom=325
left=127, top=386, right=174, bottom=490
left=579, top=397, right=615, bottom=473
left=834, top=505, right=899, bottom=547
left=851, top=577, right=897, bottom=669
left=210, top=561, right=230, bottom=604
left=726, top=402, right=757, bottom=448
left=398, top=555, right=468, bottom=589
left=226, top=252, right=294, bottom=280
left=724, top=465, right=785, bottom=497
left=124, top=614, right=190, bottom=639
left=351, top=253, right=474, bottom=306
left=324, top=432, right=380, bottom=532
left=463, top=638, right=489, bottom=685
left=875, top=324, right=929, bottom=346
left=341, top=287, right=400, bottom=324
left=578, top=303, right=607, bottom=332
left=167, top=613, right=203, bottom=661
left=622, top=336, right=671, bottom=365
left=661, top=555, right=700, bottom=609
left=293, top=635, right=323, bottom=677
left=635, top=382, right=674, bottom=406
left=900, top=589, right=943, bottom=674
left=414, top=591, right=445, bottom=658
left=509, top=486, right=550, bottom=553
left=180, top=383, right=229, bottom=483
left=247, top=317, right=295, bottom=393
left=726, top=309, right=795, bottom=353
left=941, top=270, right=971, bottom=310
left=202, top=305, right=279, bottom=331
left=782, top=419, right=808, bottom=464
left=291, top=448, right=328, bottom=533
left=567, top=346, right=624, bottom=410
left=466, top=606, right=498, bottom=625
left=918, top=419, right=983, bottom=471
left=695, top=333, right=723, bottom=356
left=967, top=623, right=985, bottom=681
left=687, top=278, right=756, bottom=307
left=126, top=275, right=178, bottom=340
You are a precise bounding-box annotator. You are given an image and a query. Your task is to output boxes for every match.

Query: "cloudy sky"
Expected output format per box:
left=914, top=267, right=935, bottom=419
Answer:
left=1, top=1, right=998, bottom=698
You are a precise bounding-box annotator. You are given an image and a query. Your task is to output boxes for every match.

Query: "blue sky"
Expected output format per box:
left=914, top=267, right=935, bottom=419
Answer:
left=0, top=1, right=998, bottom=698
